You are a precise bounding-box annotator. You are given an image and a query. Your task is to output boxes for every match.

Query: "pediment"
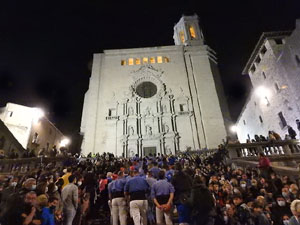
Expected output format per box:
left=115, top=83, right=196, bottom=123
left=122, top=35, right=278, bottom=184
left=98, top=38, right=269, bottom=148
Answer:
left=130, top=65, right=164, bottom=80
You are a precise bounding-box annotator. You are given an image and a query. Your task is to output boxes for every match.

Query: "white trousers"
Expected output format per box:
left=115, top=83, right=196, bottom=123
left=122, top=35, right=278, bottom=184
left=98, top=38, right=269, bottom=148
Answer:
left=112, top=197, right=127, bottom=225
left=130, top=200, right=148, bottom=225
left=156, top=206, right=173, bottom=225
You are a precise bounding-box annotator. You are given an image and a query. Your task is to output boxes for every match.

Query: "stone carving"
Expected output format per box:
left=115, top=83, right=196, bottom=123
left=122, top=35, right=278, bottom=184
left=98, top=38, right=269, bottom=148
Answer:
left=165, top=146, right=172, bottom=155
left=128, top=106, right=134, bottom=115
left=144, top=107, right=151, bottom=116
left=164, top=124, right=170, bottom=133
left=128, top=126, right=134, bottom=136
left=163, top=104, right=167, bottom=112
left=129, top=149, right=135, bottom=157
left=130, top=64, right=164, bottom=80
left=146, top=125, right=152, bottom=136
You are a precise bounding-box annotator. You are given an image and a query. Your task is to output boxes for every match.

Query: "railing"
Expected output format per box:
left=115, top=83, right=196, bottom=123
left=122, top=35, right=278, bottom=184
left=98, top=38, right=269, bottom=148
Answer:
left=227, top=139, right=300, bottom=159
left=227, top=139, right=300, bottom=171
left=0, top=156, right=71, bottom=174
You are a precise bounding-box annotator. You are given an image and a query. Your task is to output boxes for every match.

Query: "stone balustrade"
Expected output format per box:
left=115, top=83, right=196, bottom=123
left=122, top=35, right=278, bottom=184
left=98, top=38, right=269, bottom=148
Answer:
left=0, top=156, right=70, bottom=174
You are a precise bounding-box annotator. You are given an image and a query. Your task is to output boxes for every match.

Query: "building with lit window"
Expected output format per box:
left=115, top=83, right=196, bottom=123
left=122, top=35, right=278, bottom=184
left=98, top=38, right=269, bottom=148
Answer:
left=236, top=19, right=300, bottom=143
left=81, top=15, right=231, bottom=157
left=0, top=102, right=67, bottom=154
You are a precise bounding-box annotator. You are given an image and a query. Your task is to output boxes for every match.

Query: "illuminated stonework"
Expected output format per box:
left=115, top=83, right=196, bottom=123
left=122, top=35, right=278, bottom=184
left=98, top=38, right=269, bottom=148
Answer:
left=81, top=15, right=230, bottom=156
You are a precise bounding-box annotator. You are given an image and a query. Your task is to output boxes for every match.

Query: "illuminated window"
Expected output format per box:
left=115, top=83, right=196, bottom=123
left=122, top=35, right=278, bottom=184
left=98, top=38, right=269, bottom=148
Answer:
left=128, top=58, right=134, bottom=65
left=150, top=57, right=155, bottom=64
left=179, top=31, right=185, bottom=43
left=189, top=26, right=196, bottom=39
left=157, top=56, right=163, bottom=63
left=143, top=57, right=148, bottom=64
left=121, top=60, right=126, bottom=66
left=135, top=58, right=141, bottom=65
left=164, top=57, right=169, bottom=63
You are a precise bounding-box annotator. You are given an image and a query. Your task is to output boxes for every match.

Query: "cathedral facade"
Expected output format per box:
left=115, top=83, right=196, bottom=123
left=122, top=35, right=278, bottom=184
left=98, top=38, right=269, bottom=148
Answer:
left=80, top=15, right=230, bottom=156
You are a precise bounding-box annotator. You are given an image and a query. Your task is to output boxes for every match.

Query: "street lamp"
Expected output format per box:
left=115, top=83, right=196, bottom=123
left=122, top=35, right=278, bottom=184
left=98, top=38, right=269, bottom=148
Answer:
left=60, top=138, right=70, bottom=147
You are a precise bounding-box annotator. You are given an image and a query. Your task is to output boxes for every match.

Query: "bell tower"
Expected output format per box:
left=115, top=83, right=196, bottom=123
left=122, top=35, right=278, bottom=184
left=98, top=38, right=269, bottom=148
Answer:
left=173, top=14, right=204, bottom=46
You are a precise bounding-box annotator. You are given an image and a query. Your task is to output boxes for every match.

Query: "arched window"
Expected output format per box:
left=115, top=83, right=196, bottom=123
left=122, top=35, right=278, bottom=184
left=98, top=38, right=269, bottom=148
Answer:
left=157, top=56, right=163, bottom=63
left=135, top=58, right=141, bottom=65
left=164, top=57, right=169, bottom=63
left=150, top=57, right=155, bottom=64
left=128, top=58, right=134, bottom=65
left=143, top=57, right=148, bottom=64
left=189, top=26, right=196, bottom=39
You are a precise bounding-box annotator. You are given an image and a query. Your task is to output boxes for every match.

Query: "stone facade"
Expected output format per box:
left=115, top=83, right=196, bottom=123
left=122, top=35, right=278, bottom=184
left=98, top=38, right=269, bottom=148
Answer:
left=0, top=119, right=24, bottom=156
left=81, top=15, right=230, bottom=156
left=0, top=103, right=66, bottom=154
left=236, top=19, right=300, bottom=143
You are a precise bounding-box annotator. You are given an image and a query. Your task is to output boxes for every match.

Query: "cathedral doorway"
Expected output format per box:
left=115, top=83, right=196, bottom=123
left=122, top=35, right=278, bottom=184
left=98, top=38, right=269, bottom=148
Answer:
left=143, top=146, right=156, bottom=156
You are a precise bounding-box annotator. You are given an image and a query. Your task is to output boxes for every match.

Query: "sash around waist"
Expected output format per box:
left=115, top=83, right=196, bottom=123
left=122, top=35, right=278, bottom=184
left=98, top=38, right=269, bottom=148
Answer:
left=156, top=194, right=170, bottom=205
left=112, top=191, right=125, bottom=199
left=130, top=190, right=147, bottom=201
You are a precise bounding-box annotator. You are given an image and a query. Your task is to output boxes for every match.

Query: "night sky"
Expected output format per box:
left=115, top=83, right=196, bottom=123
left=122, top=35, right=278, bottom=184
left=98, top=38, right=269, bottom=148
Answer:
left=1, top=0, right=300, bottom=138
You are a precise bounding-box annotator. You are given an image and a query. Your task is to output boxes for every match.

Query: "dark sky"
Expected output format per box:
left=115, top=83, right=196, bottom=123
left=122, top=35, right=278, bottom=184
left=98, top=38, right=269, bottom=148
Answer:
left=1, top=0, right=300, bottom=137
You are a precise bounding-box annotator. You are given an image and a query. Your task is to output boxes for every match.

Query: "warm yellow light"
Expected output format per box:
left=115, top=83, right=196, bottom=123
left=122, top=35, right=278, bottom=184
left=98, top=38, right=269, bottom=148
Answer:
left=121, top=60, right=126, bottom=66
left=164, top=57, right=170, bottom=63
left=150, top=57, right=155, bottom=64
left=281, top=85, right=288, bottom=89
left=143, top=57, right=148, bottom=64
left=128, top=58, right=134, bottom=65
left=189, top=26, right=196, bottom=39
left=179, top=31, right=185, bottom=43
left=157, top=56, right=163, bottom=63
left=135, top=58, right=141, bottom=65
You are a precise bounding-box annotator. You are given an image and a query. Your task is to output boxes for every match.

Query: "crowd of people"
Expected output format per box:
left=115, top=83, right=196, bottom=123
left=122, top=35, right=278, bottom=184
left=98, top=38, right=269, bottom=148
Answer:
left=0, top=146, right=300, bottom=225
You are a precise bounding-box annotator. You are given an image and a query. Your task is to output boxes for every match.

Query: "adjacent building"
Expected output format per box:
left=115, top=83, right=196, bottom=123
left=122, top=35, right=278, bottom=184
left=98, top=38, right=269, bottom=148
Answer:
left=81, top=15, right=231, bottom=157
left=0, top=102, right=67, bottom=154
left=236, top=19, right=300, bottom=143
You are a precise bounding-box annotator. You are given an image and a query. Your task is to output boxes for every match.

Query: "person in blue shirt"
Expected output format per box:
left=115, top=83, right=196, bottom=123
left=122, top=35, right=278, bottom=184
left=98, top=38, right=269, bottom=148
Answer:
left=108, top=171, right=127, bottom=225
left=149, top=162, right=160, bottom=179
left=124, top=170, right=150, bottom=225
left=151, top=170, right=175, bottom=225
left=165, top=166, right=175, bottom=182
left=41, top=196, right=58, bottom=225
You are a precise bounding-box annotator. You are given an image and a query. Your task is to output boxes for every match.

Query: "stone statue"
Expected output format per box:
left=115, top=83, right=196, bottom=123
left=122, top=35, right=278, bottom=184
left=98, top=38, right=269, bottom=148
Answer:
left=163, top=104, right=167, bottom=112
left=129, top=126, right=134, bottom=136
left=164, top=124, right=169, bottom=133
left=128, top=106, right=134, bottom=115
left=146, top=125, right=152, bottom=135
left=145, top=107, right=151, bottom=116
